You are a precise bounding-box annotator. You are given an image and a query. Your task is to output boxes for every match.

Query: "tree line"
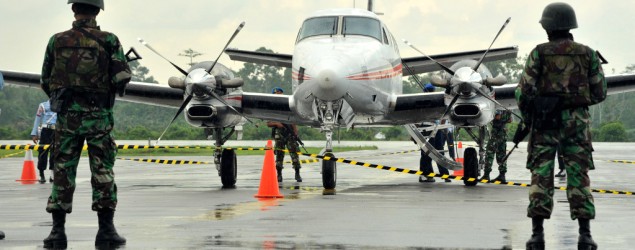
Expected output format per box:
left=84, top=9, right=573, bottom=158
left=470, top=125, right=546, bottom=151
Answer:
left=1, top=47, right=633, bottom=142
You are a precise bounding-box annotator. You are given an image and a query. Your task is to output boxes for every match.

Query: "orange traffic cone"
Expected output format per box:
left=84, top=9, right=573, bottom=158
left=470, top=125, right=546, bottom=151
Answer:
left=453, top=141, right=464, bottom=176
left=16, top=149, right=38, bottom=184
left=254, top=140, right=284, bottom=198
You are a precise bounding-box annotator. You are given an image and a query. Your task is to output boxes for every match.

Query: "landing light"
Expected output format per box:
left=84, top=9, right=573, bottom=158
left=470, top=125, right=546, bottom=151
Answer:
left=325, top=112, right=333, bottom=120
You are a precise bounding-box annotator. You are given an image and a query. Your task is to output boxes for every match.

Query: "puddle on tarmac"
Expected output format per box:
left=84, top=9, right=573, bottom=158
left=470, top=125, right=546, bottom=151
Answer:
left=199, top=187, right=322, bottom=221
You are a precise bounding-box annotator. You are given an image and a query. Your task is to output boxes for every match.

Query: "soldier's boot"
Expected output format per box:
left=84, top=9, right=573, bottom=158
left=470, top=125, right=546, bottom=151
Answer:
left=43, top=211, right=67, bottom=249
left=276, top=167, right=283, bottom=183
left=480, top=171, right=491, bottom=181
left=493, top=172, right=506, bottom=182
left=294, top=167, right=302, bottom=182
left=578, top=219, right=598, bottom=250
left=555, top=169, right=566, bottom=178
left=526, top=217, right=545, bottom=250
left=39, top=170, right=46, bottom=184
left=95, top=209, right=126, bottom=249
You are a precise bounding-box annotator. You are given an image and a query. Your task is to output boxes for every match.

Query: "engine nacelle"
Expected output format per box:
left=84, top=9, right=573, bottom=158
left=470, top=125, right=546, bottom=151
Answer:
left=183, top=94, right=243, bottom=129
left=446, top=95, right=495, bottom=127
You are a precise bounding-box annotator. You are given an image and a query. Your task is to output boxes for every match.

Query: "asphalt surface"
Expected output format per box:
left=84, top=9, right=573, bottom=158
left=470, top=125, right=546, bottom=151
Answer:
left=0, top=140, right=634, bottom=249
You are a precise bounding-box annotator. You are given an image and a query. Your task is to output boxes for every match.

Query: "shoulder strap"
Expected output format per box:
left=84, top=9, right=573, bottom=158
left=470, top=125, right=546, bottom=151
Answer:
left=73, top=27, right=113, bottom=55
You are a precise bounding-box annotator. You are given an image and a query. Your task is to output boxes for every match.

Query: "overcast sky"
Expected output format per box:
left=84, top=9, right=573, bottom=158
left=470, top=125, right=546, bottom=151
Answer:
left=1, top=0, right=634, bottom=83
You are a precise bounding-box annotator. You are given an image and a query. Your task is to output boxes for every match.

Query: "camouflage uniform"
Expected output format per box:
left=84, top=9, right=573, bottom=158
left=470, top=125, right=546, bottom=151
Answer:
left=273, top=125, right=302, bottom=172
left=516, top=38, right=606, bottom=220
left=41, top=19, right=131, bottom=213
left=484, top=110, right=511, bottom=175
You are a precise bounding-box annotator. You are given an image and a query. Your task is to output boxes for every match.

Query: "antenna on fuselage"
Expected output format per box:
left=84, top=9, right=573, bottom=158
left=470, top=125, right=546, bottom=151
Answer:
left=366, top=0, right=383, bottom=15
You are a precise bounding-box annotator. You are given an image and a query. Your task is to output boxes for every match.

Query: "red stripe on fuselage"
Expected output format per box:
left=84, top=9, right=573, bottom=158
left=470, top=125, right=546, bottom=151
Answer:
left=225, top=96, right=242, bottom=101
left=346, top=64, right=402, bottom=80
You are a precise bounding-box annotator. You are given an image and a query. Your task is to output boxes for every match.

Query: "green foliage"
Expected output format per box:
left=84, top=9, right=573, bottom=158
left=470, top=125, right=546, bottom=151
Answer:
left=129, top=61, right=158, bottom=83
left=598, top=121, right=627, bottom=142
left=484, top=56, right=525, bottom=83
left=234, top=47, right=292, bottom=94
left=0, top=86, right=48, bottom=139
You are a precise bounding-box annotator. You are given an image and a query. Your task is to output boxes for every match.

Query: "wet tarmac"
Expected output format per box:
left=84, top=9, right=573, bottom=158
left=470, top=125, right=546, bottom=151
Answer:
left=0, top=141, right=634, bottom=249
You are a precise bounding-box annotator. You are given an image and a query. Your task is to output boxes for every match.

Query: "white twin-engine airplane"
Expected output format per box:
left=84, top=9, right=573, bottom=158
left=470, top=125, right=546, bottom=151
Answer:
left=4, top=7, right=635, bottom=190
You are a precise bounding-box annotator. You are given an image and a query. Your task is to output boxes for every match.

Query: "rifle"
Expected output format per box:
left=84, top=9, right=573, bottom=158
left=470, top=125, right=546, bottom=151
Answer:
left=282, top=123, right=308, bottom=153
left=501, top=122, right=531, bottom=163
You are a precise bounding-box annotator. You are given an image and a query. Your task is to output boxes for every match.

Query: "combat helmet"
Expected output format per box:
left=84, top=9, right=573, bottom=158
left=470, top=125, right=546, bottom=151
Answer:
left=68, top=0, right=104, bottom=10
left=539, top=2, right=577, bottom=31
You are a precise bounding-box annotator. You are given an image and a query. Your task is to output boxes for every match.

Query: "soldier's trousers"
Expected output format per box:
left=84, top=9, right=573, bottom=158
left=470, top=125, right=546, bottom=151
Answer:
left=484, top=128, right=508, bottom=173
left=37, top=127, right=55, bottom=171
left=526, top=110, right=595, bottom=220
left=274, top=136, right=301, bottom=170
left=46, top=110, right=118, bottom=213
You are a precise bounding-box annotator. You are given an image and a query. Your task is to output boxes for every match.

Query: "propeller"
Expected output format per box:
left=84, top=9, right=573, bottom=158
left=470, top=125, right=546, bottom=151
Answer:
left=139, top=22, right=248, bottom=144
left=414, top=17, right=514, bottom=121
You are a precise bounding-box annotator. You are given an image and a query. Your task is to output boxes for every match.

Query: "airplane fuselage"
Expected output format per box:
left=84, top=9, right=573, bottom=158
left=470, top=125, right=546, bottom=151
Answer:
left=289, top=9, right=403, bottom=127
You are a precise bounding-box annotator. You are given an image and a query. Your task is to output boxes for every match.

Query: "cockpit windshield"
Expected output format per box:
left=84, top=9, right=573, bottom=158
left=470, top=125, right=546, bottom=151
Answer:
left=297, top=16, right=338, bottom=41
left=342, top=16, right=381, bottom=41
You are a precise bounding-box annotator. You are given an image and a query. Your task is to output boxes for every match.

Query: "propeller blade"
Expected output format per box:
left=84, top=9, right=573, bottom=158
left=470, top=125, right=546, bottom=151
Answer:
left=403, top=39, right=455, bottom=75
left=138, top=38, right=189, bottom=76
left=156, top=94, right=193, bottom=144
left=472, top=17, right=511, bottom=72
left=440, top=94, right=460, bottom=119
left=206, top=21, right=246, bottom=74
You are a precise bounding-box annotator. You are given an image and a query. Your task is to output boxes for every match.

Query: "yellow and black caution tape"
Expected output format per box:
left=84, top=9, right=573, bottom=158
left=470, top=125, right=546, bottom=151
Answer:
left=116, top=158, right=212, bottom=165
left=0, top=144, right=266, bottom=151
left=287, top=159, right=320, bottom=164
left=283, top=150, right=633, bottom=196
left=609, top=160, right=635, bottom=164
left=376, top=149, right=419, bottom=156
left=0, top=150, right=26, bottom=159
left=282, top=185, right=323, bottom=192
left=5, top=144, right=631, bottom=195
left=1, top=144, right=52, bottom=150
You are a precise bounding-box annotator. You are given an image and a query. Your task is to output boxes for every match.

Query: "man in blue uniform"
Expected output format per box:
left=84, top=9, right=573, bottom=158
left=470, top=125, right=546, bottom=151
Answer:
left=31, top=100, right=57, bottom=183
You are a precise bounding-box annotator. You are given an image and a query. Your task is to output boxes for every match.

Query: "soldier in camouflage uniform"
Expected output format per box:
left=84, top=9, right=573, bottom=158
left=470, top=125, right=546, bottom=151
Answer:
left=482, top=109, right=512, bottom=182
left=515, top=3, right=605, bottom=250
left=40, top=1, right=131, bottom=248
left=267, top=87, right=303, bottom=183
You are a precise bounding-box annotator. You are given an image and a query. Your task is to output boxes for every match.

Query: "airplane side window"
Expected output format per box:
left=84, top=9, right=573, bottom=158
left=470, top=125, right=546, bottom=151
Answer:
left=389, top=32, right=399, bottom=54
left=297, top=17, right=338, bottom=42
left=342, top=16, right=381, bottom=42
left=382, top=29, right=389, bottom=45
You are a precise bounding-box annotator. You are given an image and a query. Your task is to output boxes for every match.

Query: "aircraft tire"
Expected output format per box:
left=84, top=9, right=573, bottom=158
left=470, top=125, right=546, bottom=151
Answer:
left=220, top=149, right=237, bottom=188
left=322, top=153, right=337, bottom=189
left=463, top=147, right=479, bottom=186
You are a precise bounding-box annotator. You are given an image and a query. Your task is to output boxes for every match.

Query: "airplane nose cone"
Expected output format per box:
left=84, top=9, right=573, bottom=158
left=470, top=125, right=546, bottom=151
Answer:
left=312, top=65, right=347, bottom=101
left=317, top=69, right=337, bottom=90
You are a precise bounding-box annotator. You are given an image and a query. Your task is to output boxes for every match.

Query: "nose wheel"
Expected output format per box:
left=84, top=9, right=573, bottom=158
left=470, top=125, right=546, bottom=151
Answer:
left=322, top=153, right=337, bottom=189
left=219, top=149, right=237, bottom=188
left=462, top=147, right=479, bottom=186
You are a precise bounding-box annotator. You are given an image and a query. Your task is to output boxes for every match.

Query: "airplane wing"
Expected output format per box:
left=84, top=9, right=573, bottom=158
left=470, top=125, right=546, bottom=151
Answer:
left=387, top=74, right=635, bottom=122
left=401, top=46, right=519, bottom=76
left=225, top=47, right=519, bottom=76
left=0, top=69, right=183, bottom=108
left=225, top=49, right=292, bottom=68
